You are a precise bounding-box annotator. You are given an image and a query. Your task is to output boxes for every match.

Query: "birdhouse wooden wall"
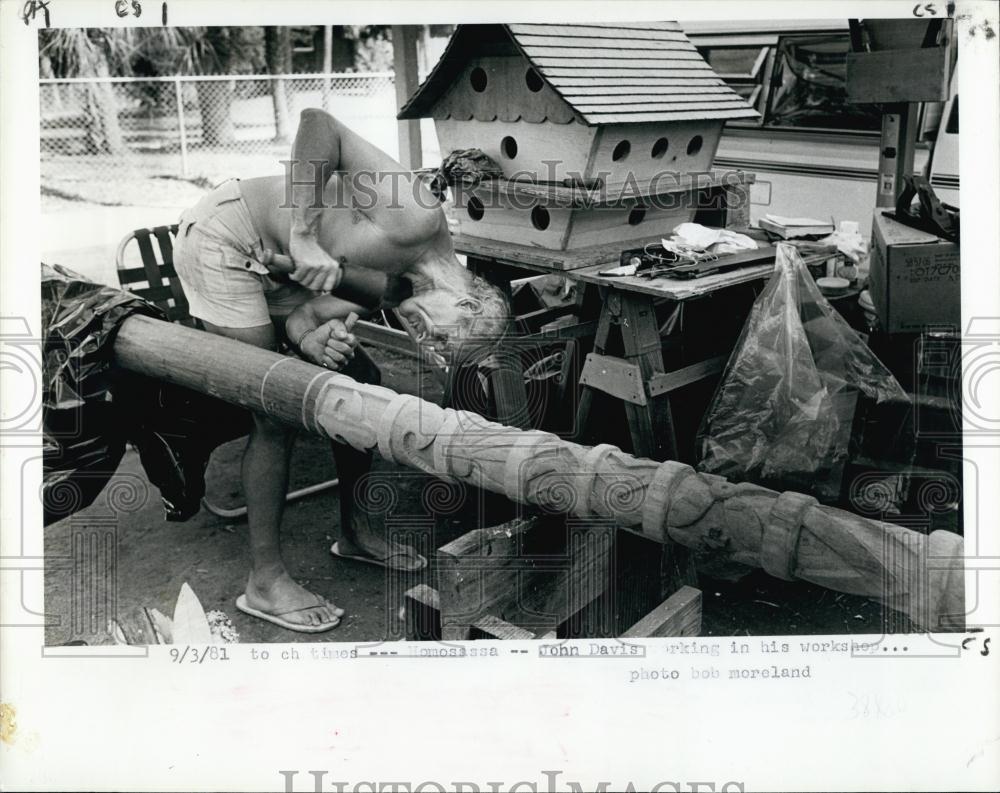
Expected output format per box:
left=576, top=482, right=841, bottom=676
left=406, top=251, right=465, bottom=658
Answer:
left=449, top=186, right=702, bottom=250
left=435, top=118, right=597, bottom=185
left=399, top=23, right=759, bottom=250
left=584, top=121, right=724, bottom=186
left=436, top=118, right=724, bottom=188
left=429, top=47, right=726, bottom=187
left=450, top=198, right=700, bottom=249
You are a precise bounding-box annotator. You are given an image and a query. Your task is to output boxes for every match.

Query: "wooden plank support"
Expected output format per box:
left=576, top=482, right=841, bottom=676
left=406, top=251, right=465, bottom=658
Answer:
left=435, top=516, right=613, bottom=640
left=403, top=584, right=441, bottom=641
left=522, top=320, right=599, bottom=342
left=579, top=353, right=647, bottom=405
left=620, top=585, right=701, bottom=638
left=515, top=303, right=580, bottom=335
left=404, top=580, right=701, bottom=641
left=112, top=315, right=966, bottom=632
left=647, top=354, right=727, bottom=397
left=469, top=616, right=538, bottom=641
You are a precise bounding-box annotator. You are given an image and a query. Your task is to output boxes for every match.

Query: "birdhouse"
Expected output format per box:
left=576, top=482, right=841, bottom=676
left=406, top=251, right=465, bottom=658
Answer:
left=398, top=22, right=759, bottom=249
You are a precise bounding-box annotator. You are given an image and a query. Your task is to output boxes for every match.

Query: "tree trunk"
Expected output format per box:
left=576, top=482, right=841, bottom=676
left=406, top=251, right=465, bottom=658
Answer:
left=76, top=33, right=126, bottom=155
left=196, top=80, right=236, bottom=145
left=196, top=27, right=237, bottom=146
left=39, top=54, right=64, bottom=112
left=264, top=26, right=293, bottom=143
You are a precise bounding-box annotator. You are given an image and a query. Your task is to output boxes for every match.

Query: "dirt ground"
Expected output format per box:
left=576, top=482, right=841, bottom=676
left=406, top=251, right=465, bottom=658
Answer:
left=44, top=339, right=915, bottom=647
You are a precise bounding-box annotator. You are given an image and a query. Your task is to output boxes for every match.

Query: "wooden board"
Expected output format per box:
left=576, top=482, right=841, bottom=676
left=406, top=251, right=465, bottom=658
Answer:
left=620, top=585, right=702, bottom=638
left=453, top=234, right=777, bottom=296
left=647, top=354, right=727, bottom=397
left=578, top=353, right=646, bottom=405
left=846, top=47, right=950, bottom=103
left=571, top=258, right=776, bottom=300
left=436, top=515, right=614, bottom=641
left=403, top=584, right=442, bottom=641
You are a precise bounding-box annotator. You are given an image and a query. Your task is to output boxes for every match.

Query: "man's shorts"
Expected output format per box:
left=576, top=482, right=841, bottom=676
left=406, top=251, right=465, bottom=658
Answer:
left=173, top=179, right=316, bottom=328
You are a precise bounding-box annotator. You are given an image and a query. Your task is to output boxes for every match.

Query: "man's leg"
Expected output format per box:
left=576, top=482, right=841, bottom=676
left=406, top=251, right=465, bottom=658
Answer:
left=203, top=320, right=344, bottom=628
left=331, top=346, right=426, bottom=571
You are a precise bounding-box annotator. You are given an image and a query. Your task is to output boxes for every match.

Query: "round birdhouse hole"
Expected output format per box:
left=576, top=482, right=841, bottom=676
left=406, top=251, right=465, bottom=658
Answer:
left=628, top=206, right=647, bottom=226
left=467, top=196, right=485, bottom=221
left=531, top=206, right=551, bottom=230
left=612, top=140, right=631, bottom=162
left=651, top=137, right=670, bottom=159
left=470, top=67, right=488, bottom=92
left=687, top=135, right=703, bottom=156
left=501, top=136, right=518, bottom=159
left=525, top=67, right=544, bottom=93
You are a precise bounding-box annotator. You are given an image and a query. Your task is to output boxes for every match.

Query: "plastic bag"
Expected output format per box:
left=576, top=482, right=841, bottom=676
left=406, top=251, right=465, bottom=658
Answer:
left=42, top=263, right=249, bottom=524
left=42, top=263, right=164, bottom=523
left=696, top=244, right=907, bottom=501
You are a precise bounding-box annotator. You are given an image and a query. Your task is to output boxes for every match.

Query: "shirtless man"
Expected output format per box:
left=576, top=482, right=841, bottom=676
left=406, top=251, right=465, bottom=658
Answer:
left=172, top=108, right=509, bottom=632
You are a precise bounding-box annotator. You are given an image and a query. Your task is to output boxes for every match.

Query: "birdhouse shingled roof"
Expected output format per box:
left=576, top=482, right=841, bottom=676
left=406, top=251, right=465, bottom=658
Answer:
left=398, top=22, right=759, bottom=124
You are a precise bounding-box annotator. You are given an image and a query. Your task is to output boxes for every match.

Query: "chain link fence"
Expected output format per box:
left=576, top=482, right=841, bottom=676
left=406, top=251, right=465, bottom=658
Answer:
left=40, top=73, right=414, bottom=209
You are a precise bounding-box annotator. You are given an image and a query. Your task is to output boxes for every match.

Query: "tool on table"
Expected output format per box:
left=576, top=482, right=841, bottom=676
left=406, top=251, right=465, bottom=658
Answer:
left=883, top=175, right=959, bottom=243
left=600, top=242, right=774, bottom=280
left=262, top=249, right=413, bottom=308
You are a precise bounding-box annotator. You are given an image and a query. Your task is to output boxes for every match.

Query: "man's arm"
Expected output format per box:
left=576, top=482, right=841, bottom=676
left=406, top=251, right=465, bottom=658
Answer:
left=285, top=294, right=365, bottom=370
left=290, top=109, right=446, bottom=253
left=285, top=110, right=347, bottom=293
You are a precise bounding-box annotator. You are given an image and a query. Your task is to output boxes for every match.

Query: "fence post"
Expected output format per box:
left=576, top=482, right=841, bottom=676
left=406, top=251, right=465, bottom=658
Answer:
left=174, top=77, right=189, bottom=178
left=391, top=25, right=422, bottom=170
left=322, top=25, right=332, bottom=111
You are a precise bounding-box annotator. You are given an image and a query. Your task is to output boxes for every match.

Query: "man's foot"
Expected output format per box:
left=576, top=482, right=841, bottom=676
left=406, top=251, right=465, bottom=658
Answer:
left=241, top=569, right=345, bottom=632
left=332, top=534, right=427, bottom=572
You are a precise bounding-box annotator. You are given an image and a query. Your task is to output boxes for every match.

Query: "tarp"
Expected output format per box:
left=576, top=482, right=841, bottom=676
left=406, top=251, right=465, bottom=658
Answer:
left=42, top=263, right=249, bottom=524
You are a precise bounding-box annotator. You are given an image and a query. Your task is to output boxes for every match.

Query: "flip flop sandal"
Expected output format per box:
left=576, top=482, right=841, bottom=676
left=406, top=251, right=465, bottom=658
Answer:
left=330, top=541, right=428, bottom=572
left=235, top=593, right=341, bottom=633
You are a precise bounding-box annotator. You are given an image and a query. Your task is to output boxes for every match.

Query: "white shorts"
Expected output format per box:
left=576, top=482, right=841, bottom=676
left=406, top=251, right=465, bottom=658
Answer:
left=172, top=180, right=316, bottom=328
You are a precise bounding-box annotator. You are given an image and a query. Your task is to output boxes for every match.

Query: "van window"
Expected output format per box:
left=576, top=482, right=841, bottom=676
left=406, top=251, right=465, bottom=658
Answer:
left=698, top=46, right=770, bottom=115
left=765, top=35, right=882, bottom=131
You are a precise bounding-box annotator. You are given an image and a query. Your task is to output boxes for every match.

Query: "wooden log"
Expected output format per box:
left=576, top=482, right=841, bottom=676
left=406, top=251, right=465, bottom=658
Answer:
left=112, top=315, right=965, bottom=632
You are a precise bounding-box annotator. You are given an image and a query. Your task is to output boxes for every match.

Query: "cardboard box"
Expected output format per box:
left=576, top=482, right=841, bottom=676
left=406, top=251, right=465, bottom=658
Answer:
left=868, top=211, right=960, bottom=334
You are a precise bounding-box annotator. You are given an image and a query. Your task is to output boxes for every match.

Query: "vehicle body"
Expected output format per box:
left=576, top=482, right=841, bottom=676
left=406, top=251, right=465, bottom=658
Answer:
left=683, top=20, right=959, bottom=236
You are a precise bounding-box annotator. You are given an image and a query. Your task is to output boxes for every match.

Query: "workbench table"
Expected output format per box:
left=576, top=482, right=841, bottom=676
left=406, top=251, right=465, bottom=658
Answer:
left=453, top=233, right=777, bottom=462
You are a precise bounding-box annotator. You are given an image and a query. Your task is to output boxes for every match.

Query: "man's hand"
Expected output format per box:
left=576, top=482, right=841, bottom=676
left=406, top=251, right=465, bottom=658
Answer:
left=300, top=318, right=357, bottom=370
left=288, top=232, right=342, bottom=293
